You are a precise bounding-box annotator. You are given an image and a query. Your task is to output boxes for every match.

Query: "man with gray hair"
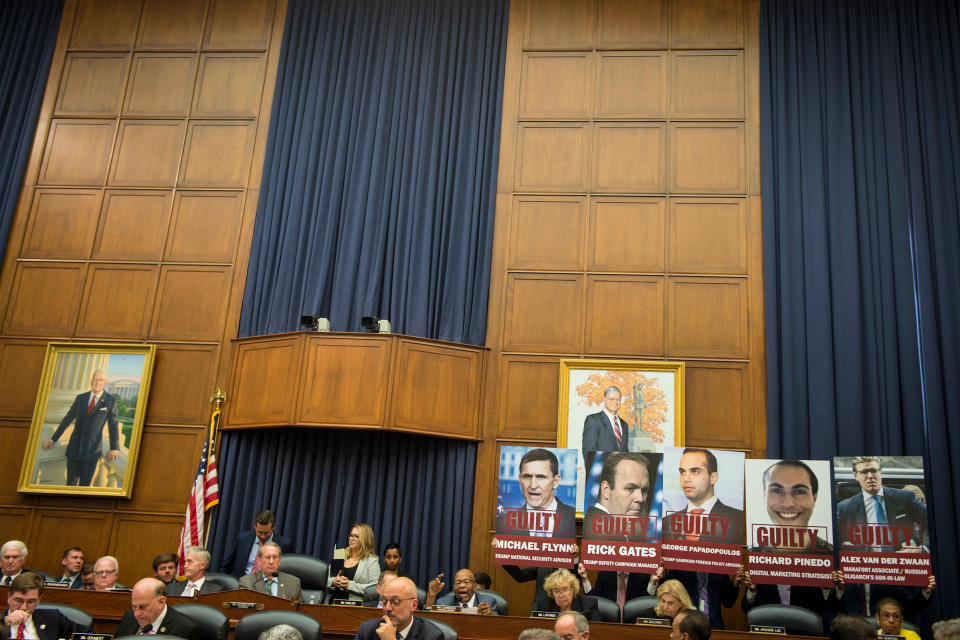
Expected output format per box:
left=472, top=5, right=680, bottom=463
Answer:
left=93, top=556, right=120, bottom=591
left=582, top=386, right=628, bottom=455
left=259, top=624, right=303, bottom=640
left=518, top=630, right=560, bottom=640
left=167, top=546, right=224, bottom=596
left=554, top=611, right=589, bottom=640
left=1, top=540, right=28, bottom=585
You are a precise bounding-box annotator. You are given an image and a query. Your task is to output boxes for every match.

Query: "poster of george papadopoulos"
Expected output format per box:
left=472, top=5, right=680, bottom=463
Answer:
left=580, top=451, right=663, bottom=572
left=744, top=458, right=834, bottom=587
left=661, top=447, right=745, bottom=574
left=494, top=446, right=578, bottom=568
left=833, top=456, right=931, bottom=586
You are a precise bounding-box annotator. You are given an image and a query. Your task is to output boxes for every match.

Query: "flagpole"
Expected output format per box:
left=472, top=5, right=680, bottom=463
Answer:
left=202, top=388, right=226, bottom=548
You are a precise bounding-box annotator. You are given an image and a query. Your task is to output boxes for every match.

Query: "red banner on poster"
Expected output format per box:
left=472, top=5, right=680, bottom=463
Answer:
left=492, top=535, right=576, bottom=568
left=839, top=551, right=931, bottom=586
left=581, top=539, right=660, bottom=572
left=662, top=540, right=742, bottom=573
left=747, top=552, right=834, bottom=587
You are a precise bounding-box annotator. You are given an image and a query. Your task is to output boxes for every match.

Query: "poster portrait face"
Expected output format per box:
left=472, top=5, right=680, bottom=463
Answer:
left=744, top=458, right=833, bottom=551
left=662, top=447, right=745, bottom=514
left=497, top=446, right=578, bottom=511
left=584, top=452, right=663, bottom=519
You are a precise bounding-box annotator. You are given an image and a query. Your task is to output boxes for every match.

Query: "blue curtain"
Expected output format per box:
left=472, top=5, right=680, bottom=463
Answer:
left=0, top=0, right=63, bottom=265
left=761, top=0, right=960, bottom=621
left=207, top=428, right=477, bottom=587
left=238, top=0, right=508, bottom=345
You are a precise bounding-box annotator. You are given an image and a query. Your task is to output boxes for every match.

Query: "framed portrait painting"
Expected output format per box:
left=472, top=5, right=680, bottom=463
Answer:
left=18, top=342, right=157, bottom=498
left=558, top=359, right=684, bottom=513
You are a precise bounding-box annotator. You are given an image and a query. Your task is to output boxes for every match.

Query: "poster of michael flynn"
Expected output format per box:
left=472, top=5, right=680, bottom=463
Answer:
left=18, top=342, right=156, bottom=498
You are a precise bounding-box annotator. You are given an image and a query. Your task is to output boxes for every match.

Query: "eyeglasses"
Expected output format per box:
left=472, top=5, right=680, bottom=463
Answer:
left=552, top=586, right=572, bottom=595
left=453, top=579, right=475, bottom=586
left=94, top=570, right=117, bottom=577
left=379, top=596, right=415, bottom=608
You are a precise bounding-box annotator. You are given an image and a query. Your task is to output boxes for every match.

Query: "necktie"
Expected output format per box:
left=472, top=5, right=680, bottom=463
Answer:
left=251, top=541, right=262, bottom=573
left=686, top=508, right=704, bottom=541
left=16, top=623, right=24, bottom=639
left=873, top=495, right=887, bottom=523
left=88, top=393, right=97, bottom=414
left=697, top=572, right=709, bottom=616
left=265, top=578, right=275, bottom=596
left=611, top=416, right=623, bottom=447
left=185, top=582, right=198, bottom=596
left=139, top=624, right=153, bottom=635
left=3, top=576, right=11, bottom=585
left=617, top=572, right=628, bottom=621
left=777, top=584, right=790, bottom=605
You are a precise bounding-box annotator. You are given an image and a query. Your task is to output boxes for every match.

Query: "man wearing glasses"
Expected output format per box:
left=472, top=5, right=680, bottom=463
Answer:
left=423, top=569, right=497, bottom=614
left=4, top=572, right=83, bottom=640
left=836, top=456, right=927, bottom=550
left=93, top=556, right=121, bottom=591
left=239, top=542, right=302, bottom=601
left=354, top=577, right=444, bottom=640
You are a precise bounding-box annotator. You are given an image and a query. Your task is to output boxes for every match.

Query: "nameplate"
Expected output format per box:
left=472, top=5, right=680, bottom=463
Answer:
left=44, top=579, right=70, bottom=588
left=636, top=618, right=670, bottom=627
left=431, top=605, right=460, bottom=612
left=530, top=611, right=558, bottom=619
left=221, top=602, right=264, bottom=610
left=749, top=625, right=786, bottom=634
left=73, top=633, right=113, bottom=640
left=878, top=635, right=905, bottom=640
left=333, top=599, right=362, bottom=606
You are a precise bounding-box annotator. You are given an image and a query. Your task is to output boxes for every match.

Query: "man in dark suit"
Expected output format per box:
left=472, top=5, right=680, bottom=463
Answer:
left=836, top=457, right=927, bottom=550
left=662, top=448, right=743, bottom=544
left=153, top=552, right=178, bottom=585
left=220, top=509, right=292, bottom=577
left=238, top=542, right=302, bottom=601
left=166, top=546, right=225, bottom=596
left=1, top=540, right=29, bottom=585
left=4, top=572, right=85, bottom=640
left=41, top=369, right=120, bottom=486
left=116, top=578, right=198, bottom=639
left=424, top=569, right=497, bottom=614
left=57, top=547, right=84, bottom=589
left=582, top=386, right=629, bottom=455
left=354, top=577, right=444, bottom=640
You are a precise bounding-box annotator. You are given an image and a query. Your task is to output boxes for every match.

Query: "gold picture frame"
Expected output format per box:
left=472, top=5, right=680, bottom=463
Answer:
left=558, top=358, right=685, bottom=512
left=18, top=342, right=157, bottom=498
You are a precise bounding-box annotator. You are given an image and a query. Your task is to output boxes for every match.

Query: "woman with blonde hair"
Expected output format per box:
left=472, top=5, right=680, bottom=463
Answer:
left=640, top=579, right=694, bottom=621
left=530, top=568, right=599, bottom=621
left=326, top=522, right=381, bottom=602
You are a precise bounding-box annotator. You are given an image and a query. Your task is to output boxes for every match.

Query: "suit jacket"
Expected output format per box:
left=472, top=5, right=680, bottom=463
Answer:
left=220, top=530, right=292, bottom=577
left=239, top=570, right=302, bottom=601
left=836, top=487, right=927, bottom=547
left=50, top=391, right=119, bottom=462
left=663, top=499, right=744, bottom=544
left=435, top=591, right=499, bottom=613
left=582, top=411, right=628, bottom=453
left=589, top=570, right=650, bottom=603
left=326, top=555, right=381, bottom=601
left=166, top=576, right=226, bottom=596
left=8, top=608, right=83, bottom=640
left=115, top=606, right=199, bottom=640
left=354, top=615, right=444, bottom=640
left=671, top=570, right=740, bottom=629
left=531, top=594, right=600, bottom=621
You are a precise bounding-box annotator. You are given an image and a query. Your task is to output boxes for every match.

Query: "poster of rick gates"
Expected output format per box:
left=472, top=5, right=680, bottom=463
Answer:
left=19, top=342, right=156, bottom=498
left=494, top=446, right=578, bottom=567
left=833, top=455, right=931, bottom=586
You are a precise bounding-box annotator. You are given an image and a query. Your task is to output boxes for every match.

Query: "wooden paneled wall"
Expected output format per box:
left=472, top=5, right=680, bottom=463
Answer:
left=0, top=0, right=285, bottom=580
left=471, top=0, right=763, bottom=610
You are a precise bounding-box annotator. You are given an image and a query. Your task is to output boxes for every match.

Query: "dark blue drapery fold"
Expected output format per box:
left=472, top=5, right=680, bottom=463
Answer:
left=761, top=0, right=960, bottom=620
left=238, top=0, right=508, bottom=345
left=207, top=428, right=477, bottom=587
left=0, top=0, right=63, bottom=266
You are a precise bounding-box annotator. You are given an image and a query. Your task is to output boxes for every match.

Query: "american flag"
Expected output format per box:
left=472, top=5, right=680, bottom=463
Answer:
left=177, top=404, right=220, bottom=573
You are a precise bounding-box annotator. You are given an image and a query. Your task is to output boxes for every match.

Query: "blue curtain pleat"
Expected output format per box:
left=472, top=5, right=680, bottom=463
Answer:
left=761, top=0, right=960, bottom=623
left=207, top=428, right=477, bottom=586
left=238, top=0, right=507, bottom=345
left=0, top=0, right=63, bottom=266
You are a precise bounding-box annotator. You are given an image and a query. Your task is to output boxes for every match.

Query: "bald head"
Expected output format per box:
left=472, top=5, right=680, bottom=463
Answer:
left=131, top=578, right=166, bottom=627
left=381, top=576, right=418, bottom=629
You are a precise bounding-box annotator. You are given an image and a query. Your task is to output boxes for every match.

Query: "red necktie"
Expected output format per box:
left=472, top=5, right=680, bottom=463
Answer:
left=686, top=508, right=704, bottom=541
left=17, top=623, right=25, bottom=639
left=251, top=541, right=262, bottom=573
left=88, top=393, right=97, bottom=414
left=617, top=572, right=628, bottom=619
left=611, top=416, right=622, bottom=447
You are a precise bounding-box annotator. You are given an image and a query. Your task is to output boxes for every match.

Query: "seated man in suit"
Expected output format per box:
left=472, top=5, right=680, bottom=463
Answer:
left=423, top=569, right=497, bottom=614
left=58, top=547, right=84, bottom=589
left=221, top=509, right=292, bottom=578
left=364, top=570, right=398, bottom=607
left=93, top=556, right=121, bottom=591
left=354, top=577, right=444, bottom=640
left=672, top=609, right=711, bottom=640
left=1, top=540, right=29, bottom=585
left=116, top=578, right=198, bottom=639
left=167, top=546, right=225, bottom=596
left=153, top=552, right=178, bottom=585
left=4, top=572, right=84, bottom=640
left=238, top=542, right=302, bottom=601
